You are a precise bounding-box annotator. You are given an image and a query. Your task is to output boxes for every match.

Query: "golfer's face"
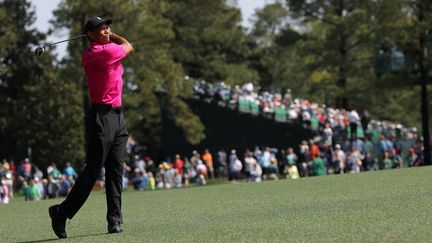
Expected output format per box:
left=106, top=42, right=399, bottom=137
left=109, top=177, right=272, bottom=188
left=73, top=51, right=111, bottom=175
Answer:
left=90, top=24, right=111, bottom=44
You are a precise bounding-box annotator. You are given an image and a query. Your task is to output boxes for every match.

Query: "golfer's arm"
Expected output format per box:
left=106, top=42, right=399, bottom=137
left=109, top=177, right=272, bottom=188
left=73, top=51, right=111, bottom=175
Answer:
left=110, top=33, right=134, bottom=55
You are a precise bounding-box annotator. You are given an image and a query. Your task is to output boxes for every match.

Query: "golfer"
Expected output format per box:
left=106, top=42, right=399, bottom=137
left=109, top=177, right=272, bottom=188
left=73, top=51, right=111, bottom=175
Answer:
left=49, top=17, right=134, bottom=239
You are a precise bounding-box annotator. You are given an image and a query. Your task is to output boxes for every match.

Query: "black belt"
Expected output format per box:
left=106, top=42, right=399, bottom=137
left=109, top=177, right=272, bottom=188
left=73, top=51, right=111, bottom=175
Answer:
left=90, top=104, right=122, bottom=113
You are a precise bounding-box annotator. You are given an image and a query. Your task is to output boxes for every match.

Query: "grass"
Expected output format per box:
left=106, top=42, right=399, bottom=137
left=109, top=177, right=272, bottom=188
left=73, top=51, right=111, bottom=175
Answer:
left=1, top=166, right=431, bottom=242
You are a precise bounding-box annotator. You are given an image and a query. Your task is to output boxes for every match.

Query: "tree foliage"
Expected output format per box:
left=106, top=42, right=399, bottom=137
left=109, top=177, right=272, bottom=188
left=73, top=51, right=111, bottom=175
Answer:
left=164, top=0, right=258, bottom=85
left=0, top=0, right=84, bottom=169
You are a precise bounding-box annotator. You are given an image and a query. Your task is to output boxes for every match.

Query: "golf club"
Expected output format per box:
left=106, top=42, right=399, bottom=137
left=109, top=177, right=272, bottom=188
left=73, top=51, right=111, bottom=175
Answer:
left=34, top=34, right=86, bottom=57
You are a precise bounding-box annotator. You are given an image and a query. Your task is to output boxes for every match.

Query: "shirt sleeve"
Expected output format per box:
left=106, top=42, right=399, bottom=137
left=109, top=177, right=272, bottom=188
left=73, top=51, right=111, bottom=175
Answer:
left=104, top=43, right=126, bottom=65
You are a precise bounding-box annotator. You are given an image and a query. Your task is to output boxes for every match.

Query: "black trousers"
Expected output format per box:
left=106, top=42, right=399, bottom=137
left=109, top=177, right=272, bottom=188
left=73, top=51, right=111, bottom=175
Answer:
left=59, top=105, right=128, bottom=225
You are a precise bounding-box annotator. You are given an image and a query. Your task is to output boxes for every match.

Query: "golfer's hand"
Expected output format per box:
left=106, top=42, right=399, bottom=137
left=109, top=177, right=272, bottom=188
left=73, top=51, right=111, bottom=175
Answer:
left=110, top=32, right=134, bottom=55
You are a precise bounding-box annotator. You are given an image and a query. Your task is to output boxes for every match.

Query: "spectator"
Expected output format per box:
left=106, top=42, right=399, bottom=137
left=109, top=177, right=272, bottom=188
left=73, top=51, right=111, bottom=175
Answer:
left=244, top=152, right=257, bottom=179
left=173, top=154, right=184, bottom=180
left=132, top=169, right=148, bottom=190
left=286, top=160, right=300, bottom=179
left=148, top=172, right=156, bottom=190
left=47, top=176, right=60, bottom=199
left=133, top=155, right=146, bottom=173
left=361, top=110, right=371, bottom=134
left=250, top=163, right=262, bottom=182
left=195, top=160, right=207, bottom=186
left=21, top=158, right=32, bottom=180
left=97, top=167, right=106, bottom=191
left=1, top=162, right=13, bottom=198
left=333, top=144, right=346, bottom=174
left=260, top=147, right=271, bottom=179
left=388, top=148, right=402, bottom=169
left=312, top=156, right=325, bottom=176
left=35, top=177, right=47, bottom=200
left=229, top=150, right=242, bottom=181
left=49, top=164, right=62, bottom=180
left=145, top=156, right=157, bottom=177
left=268, top=154, right=279, bottom=180
left=383, top=152, right=393, bottom=169
left=310, top=140, right=320, bottom=161
left=33, top=166, right=44, bottom=181
left=284, top=147, right=298, bottom=176
left=362, top=152, right=374, bottom=171
left=184, top=158, right=197, bottom=186
left=22, top=179, right=40, bottom=201
left=202, top=149, right=214, bottom=179
left=122, top=162, right=131, bottom=190
left=173, top=169, right=182, bottom=188
left=216, top=149, right=227, bottom=179
left=407, top=148, right=421, bottom=167
left=347, top=146, right=362, bottom=173
left=298, top=141, right=310, bottom=177
left=58, top=175, right=71, bottom=197
left=323, top=123, right=333, bottom=146
left=349, top=109, right=360, bottom=138
left=63, top=162, right=78, bottom=179
left=1, top=180, right=10, bottom=204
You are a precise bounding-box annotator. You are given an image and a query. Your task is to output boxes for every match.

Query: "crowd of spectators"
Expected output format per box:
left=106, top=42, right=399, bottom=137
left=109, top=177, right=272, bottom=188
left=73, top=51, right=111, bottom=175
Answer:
left=1, top=80, right=430, bottom=204
left=0, top=159, right=78, bottom=204
left=0, top=132, right=429, bottom=204
left=192, top=80, right=430, bottom=162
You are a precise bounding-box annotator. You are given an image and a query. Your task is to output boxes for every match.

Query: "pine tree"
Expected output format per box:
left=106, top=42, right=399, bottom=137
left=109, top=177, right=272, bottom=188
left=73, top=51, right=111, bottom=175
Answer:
left=0, top=0, right=84, bottom=169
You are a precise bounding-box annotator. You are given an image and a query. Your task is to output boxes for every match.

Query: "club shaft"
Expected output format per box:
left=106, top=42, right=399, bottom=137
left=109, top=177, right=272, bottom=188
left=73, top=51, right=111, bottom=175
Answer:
left=42, top=35, right=86, bottom=48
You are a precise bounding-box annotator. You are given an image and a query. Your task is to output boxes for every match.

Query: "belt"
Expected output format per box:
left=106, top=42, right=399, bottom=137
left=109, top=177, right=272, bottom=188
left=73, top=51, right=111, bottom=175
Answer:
left=90, top=104, right=122, bottom=113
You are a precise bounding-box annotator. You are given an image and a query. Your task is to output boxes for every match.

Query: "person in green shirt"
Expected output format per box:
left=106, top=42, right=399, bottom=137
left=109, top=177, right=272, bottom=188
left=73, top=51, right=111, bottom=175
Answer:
left=383, top=151, right=393, bottom=169
left=49, top=164, right=62, bottom=180
left=312, top=156, right=325, bottom=176
left=22, top=180, right=41, bottom=201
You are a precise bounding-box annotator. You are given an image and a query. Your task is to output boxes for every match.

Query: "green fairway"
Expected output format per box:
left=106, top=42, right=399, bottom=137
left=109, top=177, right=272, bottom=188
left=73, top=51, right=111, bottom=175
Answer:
left=1, top=166, right=431, bottom=242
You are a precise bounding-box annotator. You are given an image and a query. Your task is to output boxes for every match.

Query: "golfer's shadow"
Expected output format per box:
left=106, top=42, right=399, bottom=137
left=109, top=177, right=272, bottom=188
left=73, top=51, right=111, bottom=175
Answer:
left=17, top=232, right=106, bottom=243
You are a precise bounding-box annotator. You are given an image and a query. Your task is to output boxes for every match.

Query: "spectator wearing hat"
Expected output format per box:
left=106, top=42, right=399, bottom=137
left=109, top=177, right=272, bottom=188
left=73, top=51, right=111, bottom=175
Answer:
left=333, top=144, right=346, bottom=174
left=195, top=161, right=207, bottom=186
left=228, top=150, right=242, bottom=181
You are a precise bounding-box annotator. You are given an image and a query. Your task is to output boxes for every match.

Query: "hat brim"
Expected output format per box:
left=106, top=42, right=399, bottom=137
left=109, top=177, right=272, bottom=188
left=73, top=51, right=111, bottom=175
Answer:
left=104, top=19, right=112, bottom=25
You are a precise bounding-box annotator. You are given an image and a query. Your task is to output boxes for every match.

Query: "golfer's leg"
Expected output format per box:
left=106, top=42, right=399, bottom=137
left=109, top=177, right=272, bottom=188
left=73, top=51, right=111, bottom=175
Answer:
left=105, top=114, right=128, bottom=225
left=59, top=112, right=110, bottom=219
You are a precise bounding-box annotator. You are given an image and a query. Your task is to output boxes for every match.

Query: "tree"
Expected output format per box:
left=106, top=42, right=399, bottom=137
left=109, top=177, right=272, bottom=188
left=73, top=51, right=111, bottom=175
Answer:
left=0, top=0, right=84, bottom=169
left=250, top=1, right=290, bottom=47
left=249, top=2, right=307, bottom=90
left=372, top=0, right=431, bottom=165
left=286, top=0, right=377, bottom=109
left=164, top=0, right=258, bottom=85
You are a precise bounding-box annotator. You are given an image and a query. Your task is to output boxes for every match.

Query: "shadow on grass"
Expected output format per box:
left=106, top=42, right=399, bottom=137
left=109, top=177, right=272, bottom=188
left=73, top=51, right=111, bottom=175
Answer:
left=17, top=232, right=106, bottom=243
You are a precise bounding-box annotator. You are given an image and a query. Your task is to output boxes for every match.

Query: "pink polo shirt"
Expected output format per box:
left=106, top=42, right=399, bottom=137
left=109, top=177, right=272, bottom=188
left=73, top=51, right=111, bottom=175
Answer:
left=82, top=42, right=126, bottom=107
